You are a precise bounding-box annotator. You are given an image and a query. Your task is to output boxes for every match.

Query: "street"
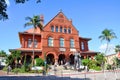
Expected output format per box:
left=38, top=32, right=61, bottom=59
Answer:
left=0, top=70, right=120, bottom=80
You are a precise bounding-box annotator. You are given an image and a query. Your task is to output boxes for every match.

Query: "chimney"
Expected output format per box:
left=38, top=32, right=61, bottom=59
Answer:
left=40, top=14, right=44, bottom=26
left=69, top=18, right=72, bottom=23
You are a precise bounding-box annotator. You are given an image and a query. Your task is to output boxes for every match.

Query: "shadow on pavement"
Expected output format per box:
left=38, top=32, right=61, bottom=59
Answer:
left=0, top=75, right=91, bottom=80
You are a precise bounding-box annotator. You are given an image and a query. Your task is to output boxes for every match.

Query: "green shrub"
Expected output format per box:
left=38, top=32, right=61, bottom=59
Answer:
left=12, top=68, right=20, bottom=73
left=93, top=66, right=101, bottom=71
left=2, top=66, right=7, bottom=71
left=35, top=58, right=44, bottom=66
left=106, top=64, right=112, bottom=70
left=82, top=59, right=90, bottom=66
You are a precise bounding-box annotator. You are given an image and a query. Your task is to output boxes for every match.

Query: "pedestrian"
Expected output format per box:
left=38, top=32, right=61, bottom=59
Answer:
left=7, top=65, right=11, bottom=75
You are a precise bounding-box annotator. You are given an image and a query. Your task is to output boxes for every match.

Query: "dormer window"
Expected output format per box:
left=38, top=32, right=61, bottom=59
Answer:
left=51, top=26, right=54, bottom=32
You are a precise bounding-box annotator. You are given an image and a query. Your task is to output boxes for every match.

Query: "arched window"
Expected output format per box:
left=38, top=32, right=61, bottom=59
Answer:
left=34, top=39, right=37, bottom=48
left=56, top=26, right=58, bottom=32
left=68, top=28, right=71, bottom=34
left=51, top=26, right=54, bottom=32
left=64, top=28, right=67, bottom=33
left=48, top=37, right=53, bottom=47
left=60, top=26, right=62, bottom=33
left=81, top=42, right=84, bottom=50
left=60, top=38, right=64, bottom=47
left=28, top=39, right=32, bottom=48
left=70, top=39, right=74, bottom=48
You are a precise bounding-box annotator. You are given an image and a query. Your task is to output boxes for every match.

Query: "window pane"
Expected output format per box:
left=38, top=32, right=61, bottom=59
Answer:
left=56, top=26, right=58, bottom=32
left=68, top=28, right=71, bottom=34
left=70, top=39, right=74, bottom=48
left=60, top=26, right=62, bottom=32
left=64, top=28, right=67, bottom=33
left=28, top=39, right=32, bottom=48
left=34, top=39, right=37, bottom=48
left=51, top=26, right=54, bottom=32
left=81, top=42, right=84, bottom=50
left=60, top=38, right=64, bottom=47
left=48, top=37, right=53, bottom=47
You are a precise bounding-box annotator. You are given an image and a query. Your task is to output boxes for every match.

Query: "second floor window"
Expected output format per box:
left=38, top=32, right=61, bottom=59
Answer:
left=34, top=39, right=38, bottom=48
left=70, top=39, right=74, bottom=48
left=51, top=26, right=54, bottom=32
left=60, top=38, right=64, bottom=47
left=81, top=42, right=85, bottom=50
left=56, top=26, right=58, bottom=32
left=48, top=37, right=53, bottom=47
left=28, top=39, right=32, bottom=48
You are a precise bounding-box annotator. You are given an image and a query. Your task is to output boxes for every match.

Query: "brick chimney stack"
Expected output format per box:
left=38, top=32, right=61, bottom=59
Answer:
left=40, top=14, right=44, bottom=26
left=69, top=18, right=72, bottom=23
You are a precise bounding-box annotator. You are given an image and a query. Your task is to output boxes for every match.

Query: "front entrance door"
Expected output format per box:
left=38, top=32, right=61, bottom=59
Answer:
left=46, top=54, right=54, bottom=65
left=58, top=54, right=65, bottom=65
left=69, top=54, right=74, bottom=65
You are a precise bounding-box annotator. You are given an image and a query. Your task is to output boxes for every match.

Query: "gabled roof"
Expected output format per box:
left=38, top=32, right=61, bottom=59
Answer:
left=24, top=27, right=42, bottom=34
left=43, top=11, right=78, bottom=32
left=19, top=27, right=41, bottom=44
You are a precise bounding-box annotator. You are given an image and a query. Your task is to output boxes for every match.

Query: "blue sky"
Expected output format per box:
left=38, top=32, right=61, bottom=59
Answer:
left=0, top=0, right=120, bottom=55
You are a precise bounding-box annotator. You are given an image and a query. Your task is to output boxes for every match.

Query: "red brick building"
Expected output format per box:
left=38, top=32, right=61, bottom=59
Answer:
left=10, top=11, right=97, bottom=65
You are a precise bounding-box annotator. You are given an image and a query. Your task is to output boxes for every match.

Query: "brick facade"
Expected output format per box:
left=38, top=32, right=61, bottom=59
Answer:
left=10, top=11, right=97, bottom=65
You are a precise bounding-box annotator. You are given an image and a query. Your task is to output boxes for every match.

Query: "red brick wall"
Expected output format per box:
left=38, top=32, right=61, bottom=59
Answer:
left=20, top=34, right=41, bottom=49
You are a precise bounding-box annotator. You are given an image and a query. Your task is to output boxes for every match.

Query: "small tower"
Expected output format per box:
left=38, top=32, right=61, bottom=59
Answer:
left=40, top=14, right=44, bottom=26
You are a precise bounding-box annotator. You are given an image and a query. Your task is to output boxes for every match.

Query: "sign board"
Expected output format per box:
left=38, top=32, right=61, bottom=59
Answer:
left=59, top=48, right=66, bottom=51
left=70, top=48, right=76, bottom=52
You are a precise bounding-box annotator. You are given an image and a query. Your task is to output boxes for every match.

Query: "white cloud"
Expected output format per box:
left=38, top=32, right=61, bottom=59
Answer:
left=99, top=43, right=115, bottom=55
left=5, top=0, right=10, bottom=6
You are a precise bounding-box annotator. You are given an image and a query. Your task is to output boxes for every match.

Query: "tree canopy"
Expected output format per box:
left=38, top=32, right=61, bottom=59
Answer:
left=99, top=28, right=117, bottom=54
left=0, top=50, right=7, bottom=57
left=0, top=0, right=41, bottom=21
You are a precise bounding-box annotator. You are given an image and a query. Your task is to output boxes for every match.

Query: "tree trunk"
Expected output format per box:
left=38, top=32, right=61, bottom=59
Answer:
left=105, top=41, right=109, bottom=54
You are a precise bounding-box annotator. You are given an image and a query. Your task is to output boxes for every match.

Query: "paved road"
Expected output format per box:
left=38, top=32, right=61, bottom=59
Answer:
left=0, top=70, right=120, bottom=80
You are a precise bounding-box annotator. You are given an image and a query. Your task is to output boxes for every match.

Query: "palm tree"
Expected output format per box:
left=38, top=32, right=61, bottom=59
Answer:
left=6, top=50, right=21, bottom=68
left=99, top=29, right=117, bottom=80
left=11, top=50, right=21, bottom=68
left=95, top=53, right=106, bottom=69
left=99, top=28, right=117, bottom=54
left=24, top=15, right=43, bottom=66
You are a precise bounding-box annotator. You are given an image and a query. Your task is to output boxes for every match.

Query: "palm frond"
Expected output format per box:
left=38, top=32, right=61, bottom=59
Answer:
left=24, top=22, right=33, bottom=27
left=25, top=17, right=32, bottom=21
